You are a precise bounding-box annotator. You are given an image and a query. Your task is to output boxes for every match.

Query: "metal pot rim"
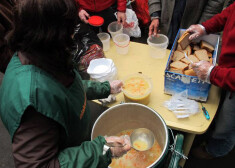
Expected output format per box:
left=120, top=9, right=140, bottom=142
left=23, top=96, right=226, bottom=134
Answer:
left=91, top=102, right=169, bottom=168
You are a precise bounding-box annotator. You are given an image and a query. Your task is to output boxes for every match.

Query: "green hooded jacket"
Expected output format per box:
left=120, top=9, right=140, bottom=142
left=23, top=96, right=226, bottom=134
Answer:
left=0, top=53, right=112, bottom=168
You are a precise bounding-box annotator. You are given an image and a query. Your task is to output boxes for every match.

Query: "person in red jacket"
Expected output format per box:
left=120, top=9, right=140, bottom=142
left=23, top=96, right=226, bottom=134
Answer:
left=76, top=0, right=126, bottom=33
left=186, top=2, right=235, bottom=159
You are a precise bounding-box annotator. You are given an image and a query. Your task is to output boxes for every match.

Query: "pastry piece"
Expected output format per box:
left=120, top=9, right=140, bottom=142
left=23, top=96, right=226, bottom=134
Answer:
left=195, top=49, right=210, bottom=61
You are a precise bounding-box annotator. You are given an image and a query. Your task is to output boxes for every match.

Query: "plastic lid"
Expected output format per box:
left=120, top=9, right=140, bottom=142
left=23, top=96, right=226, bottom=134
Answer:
left=88, top=16, right=104, bottom=27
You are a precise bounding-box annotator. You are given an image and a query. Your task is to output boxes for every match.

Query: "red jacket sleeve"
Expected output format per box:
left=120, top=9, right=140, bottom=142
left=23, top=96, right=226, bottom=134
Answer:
left=202, top=2, right=235, bottom=34
left=117, top=0, right=126, bottom=12
left=210, top=66, right=235, bottom=92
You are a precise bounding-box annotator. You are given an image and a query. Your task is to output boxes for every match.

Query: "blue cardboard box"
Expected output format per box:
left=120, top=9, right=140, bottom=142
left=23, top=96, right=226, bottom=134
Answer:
left=164, top=29, right=220, bottom=102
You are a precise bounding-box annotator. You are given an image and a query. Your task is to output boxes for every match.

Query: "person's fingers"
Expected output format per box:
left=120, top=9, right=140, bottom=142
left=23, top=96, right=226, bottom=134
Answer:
left=84, top=11, right=90, bottom=18
left=83, top=18, right=89, bottom=23
left=123, top=135, right=131, bottom=150
left=186, top=25, right=196, bottom=33
left=117, top=15, right=121, bottom=24
left=153, top=25, right=157, bottom=36
left=189, top=33, right=198, bottom=41
left=148, top=24, right=154, bottom=37
left=191, top=63, right=198, bottom=69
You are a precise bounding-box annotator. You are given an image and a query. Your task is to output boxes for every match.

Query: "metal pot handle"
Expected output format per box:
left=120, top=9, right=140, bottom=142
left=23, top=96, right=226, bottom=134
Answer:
left=168, top=128, right=187, bottom=168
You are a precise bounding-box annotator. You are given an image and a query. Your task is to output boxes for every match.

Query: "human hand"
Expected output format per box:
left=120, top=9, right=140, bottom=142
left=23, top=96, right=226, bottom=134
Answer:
left=117, top=11, right=126, bottom=25
left=78, top=9, right=90, bottom=23
left=186, top=24, right=206, bottom=41
left=105, top=135, right=131, bottom=158
left=110, top=80, right=123, bottom=94
left=191, top=61, right=214, bottom=82
left=148, top=18, right=160, bottom=37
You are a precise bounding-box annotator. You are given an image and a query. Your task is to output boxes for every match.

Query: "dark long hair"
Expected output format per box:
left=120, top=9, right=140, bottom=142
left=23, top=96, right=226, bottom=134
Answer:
left=9, top=0, right=78, bottom=75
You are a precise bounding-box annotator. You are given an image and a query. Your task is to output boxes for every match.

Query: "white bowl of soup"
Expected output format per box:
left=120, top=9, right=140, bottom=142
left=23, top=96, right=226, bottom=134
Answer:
left=122, top=73, right=152, bottom=105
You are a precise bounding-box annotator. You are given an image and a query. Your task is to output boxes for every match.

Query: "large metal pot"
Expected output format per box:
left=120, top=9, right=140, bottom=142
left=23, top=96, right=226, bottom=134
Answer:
left=91, top=103, right=169, bottom=167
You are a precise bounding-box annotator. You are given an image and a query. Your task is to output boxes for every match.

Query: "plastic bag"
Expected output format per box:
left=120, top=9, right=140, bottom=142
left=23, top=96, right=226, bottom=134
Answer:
left=164, top=90, right=200, bottom=118
left=71, top=23, right=105, bottom=74
left=71, top=23, right=103, bottom=64
left=122, top=9, right=141, bottom=37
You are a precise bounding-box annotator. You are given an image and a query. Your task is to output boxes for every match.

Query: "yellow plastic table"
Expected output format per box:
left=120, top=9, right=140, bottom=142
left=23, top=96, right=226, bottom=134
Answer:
left=98, top=41, right=221, bottom=167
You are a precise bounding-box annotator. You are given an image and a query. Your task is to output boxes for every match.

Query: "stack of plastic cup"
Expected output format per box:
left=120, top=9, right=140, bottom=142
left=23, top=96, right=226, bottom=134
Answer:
left=97, top=33, right=110, bottom=52
left=87, top=58, right=117, bottom=82
left=147, top=34, right=169, bottom=59
left=108, top=21, right=123, bottom=39
left=113, top=33, right=130, bottom=55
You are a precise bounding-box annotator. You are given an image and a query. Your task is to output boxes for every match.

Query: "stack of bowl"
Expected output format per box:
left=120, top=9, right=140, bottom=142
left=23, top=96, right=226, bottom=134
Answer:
left=87, top=58, right=117, bottom=82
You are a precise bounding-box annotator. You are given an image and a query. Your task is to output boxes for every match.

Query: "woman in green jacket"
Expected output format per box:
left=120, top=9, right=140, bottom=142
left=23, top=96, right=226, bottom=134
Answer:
left=0, top=0, right=131, bottom=167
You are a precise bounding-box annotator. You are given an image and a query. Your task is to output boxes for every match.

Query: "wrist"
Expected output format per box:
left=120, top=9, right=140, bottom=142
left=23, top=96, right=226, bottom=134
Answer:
left=103, top=144, right=110, bottom=155
left=150, top=11, right=161, bottom=21
left=198, top=24, right=206, bottom=35
left=151, top=17, right=160, bottom=21
left=206, top=65, right=215, bottom=83
left=117, top=10, right=126, bottom=13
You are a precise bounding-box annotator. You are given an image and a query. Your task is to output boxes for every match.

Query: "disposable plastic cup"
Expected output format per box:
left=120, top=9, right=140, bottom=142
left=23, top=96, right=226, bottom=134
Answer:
left=108, top=21, right=123, bottom=39
left=97, top=33, right=110, bottom=52
left=147, top=34, right=169, bottom=59
left=113, top=34, right=130, bottom=55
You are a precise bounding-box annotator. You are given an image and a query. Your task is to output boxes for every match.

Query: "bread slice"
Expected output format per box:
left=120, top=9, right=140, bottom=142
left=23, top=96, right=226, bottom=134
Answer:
left=177, top=44, right=192, bottom=56
left=207, top=51, right=212, bottom=58
left=195, top=49, right=210, bottom=61
left=178, top=32, right=190, bottom=50
left=181, top=55, right=200, bottom=64
left=177, top=44, right=183, bottom=51
left=209, top=57, right=213, bottom=64
left=172, top=50, right=184, bottom=62
left=184, top=45, right=192, bottom=55
left=169, top=68, right=184, bottom=74
left=170, top=61, right=188, bottom=70
left=200, top=40, right=214, bottom=52
left=193, top=45, right=200, bottom=51
left=184, top=69, right=197, bottom=76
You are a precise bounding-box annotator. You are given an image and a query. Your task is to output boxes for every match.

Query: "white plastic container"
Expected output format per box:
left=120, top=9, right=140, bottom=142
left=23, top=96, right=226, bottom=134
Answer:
left=113, top=34, right=130, bottom=55
left=108, top=21, right=123, bottom=39
left=147, top=34, right=169, bottom=59
left=97, top=33, right=110, bottom=51
left=87, top=58, right=118, bottom=82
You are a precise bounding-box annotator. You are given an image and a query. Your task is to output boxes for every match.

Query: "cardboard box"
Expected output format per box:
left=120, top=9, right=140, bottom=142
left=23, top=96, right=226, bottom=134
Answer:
left=164, top=29, right=220, bottom=102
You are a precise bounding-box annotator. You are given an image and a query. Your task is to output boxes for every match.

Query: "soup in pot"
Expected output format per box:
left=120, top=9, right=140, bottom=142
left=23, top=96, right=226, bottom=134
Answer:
left=110, top=129, right=162, bottom=168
